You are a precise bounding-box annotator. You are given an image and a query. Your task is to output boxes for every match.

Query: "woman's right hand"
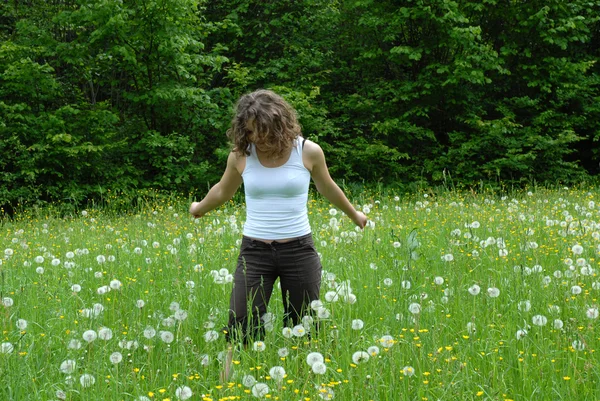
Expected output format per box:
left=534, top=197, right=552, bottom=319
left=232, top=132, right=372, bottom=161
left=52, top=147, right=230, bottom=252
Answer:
left=353, top=211, right=368, bottom=229
left=189, top=202, right=204, bottom=218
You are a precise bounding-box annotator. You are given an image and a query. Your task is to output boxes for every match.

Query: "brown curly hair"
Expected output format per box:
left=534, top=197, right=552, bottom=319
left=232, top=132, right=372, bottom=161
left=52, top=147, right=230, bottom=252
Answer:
left=227, top=89, right=302, bottom=159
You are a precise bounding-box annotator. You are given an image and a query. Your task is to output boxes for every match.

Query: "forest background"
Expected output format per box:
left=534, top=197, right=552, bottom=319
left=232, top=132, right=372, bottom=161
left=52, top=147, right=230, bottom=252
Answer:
left=1, top=0, right=600, bottom=213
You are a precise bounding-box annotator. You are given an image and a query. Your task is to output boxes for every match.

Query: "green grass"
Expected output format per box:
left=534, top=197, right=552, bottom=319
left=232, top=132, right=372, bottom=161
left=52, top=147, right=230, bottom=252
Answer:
left=1, top=187, right=599, bottom=401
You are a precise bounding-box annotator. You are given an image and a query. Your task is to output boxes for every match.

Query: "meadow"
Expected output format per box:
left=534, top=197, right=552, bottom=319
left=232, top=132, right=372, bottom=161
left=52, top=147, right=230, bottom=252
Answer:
left=1, top=187, right=599, bottom=401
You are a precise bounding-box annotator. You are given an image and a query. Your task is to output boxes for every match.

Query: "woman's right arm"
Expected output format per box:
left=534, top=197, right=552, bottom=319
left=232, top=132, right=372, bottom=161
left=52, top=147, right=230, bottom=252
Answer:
left=189, top=152, right=243, bottom=218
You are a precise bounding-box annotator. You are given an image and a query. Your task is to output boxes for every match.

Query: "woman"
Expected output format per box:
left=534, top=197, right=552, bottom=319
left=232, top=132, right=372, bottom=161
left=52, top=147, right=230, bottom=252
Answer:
left=189, top=89, right=367, bottom=367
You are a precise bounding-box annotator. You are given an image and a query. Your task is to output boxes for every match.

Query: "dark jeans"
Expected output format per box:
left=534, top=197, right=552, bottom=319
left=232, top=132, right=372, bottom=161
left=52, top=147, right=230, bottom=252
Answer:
left=224, top=233, right=322, bottom=343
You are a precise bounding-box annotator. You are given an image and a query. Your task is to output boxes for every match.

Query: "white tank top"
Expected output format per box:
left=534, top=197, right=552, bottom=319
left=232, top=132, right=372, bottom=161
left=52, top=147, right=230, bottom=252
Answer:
left=242, top=138, right=311, bottom=239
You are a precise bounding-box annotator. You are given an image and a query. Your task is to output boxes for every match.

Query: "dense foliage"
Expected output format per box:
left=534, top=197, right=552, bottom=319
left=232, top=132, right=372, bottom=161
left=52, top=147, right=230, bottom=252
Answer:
left=1, top=0, right=599, bottom=210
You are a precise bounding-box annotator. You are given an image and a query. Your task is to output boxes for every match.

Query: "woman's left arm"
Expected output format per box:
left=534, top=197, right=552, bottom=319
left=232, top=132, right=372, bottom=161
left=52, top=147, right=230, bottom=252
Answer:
left=304, top=140, right=367, bottom=229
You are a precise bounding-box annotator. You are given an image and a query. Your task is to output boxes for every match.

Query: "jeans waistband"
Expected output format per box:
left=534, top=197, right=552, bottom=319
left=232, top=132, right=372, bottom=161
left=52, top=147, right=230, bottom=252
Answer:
left=243, top=233, right=313, bottom=248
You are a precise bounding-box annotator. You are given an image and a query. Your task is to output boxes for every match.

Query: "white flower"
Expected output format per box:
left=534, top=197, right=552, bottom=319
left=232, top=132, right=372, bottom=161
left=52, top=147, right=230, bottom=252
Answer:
left=2, top=297, right=14, bottom=307
left=393, top=241, right=401, bottom=248
left=278, top=347, right=289, bottom=358
left=352, top=351, right=370, bottom=364
left=466, top=322, right=476, bottom=334
left=175, top=385, right=193, bottom=400
left=380, top=335, right=395, bottom=348
left=434, top=276, right=444, bottom=285
left=586, top=307, right=599, bottom=319
left=109, top=352, right=123, bottom=364
left=71, top=284, right=81, bottom=292
left=79, top=374, right=95, bottom=387
left=310, top=300, right=324, bottom=310
left=572, top=340, right=585, bottom=351
left=367, top=345, right=380, bottom=356
left=35, top=266, right=44, bottom=274
left=553, top=319, right=564, bottom=329
left=487, top=287, right=500, bottom=298
left=351, top=319, right=364, bottom=330
left=571, top=244, right=584, bottom=255
left=518, top=300, right=531, bottom=312
left=60, top=360, right=77, bottom=374
left=68, top=339, right=82, bottom=350
left=4, top=248, right=14, bottom=256
left=401, top=281, right=411, bottom=289
left=402, top=366, right=415, bottom=377
left=109, top=279, right=122, bottom=290
left=291, top=325, right=306, bottom=337
left=82, top=330, right=97, bottom=343
left=35, top=256, right=44, bottom=264
left=16, top=319, right=27, bottom=330
left=0, top=342, right=14, bottom=354
left=571, top=285, right=582, bottom=295
left=317, top=307, right=331, bottom=318
left=317, top=386, right=335, bottom=400
left=252, top=383, right=270, bottom=398
left=468, top=285, right=481, bottom=296
left=470, top=221, right=480, bottom=228
left=97, top=285, right=109, bottom=295
left=408, top=303, right=421, bottom=314
left=268, top=366, right=286, bottom=381
left=160, top=331, right=174, bottom=343
left=311, top=361, right=327, bottom=374
left=253, top=341, right=266, bottom=352
left=136, top=300, right=145, bottom=308
left=383, top=278, right=393, bottom=287
left=143, top=327, right=156, bottom=339
left=52, top=258, right=61, bottom=266
left=325, top=291, right=339, bottom=302
left=306, top=352, right=324, bottom=366
left=442, top=254, right=454, bottom=262
left=242, top=375, right=257, bottom=387
left=516, top=329, right=528, bottom=340
left=98, top=327, right=113, bottom=340
left=174, top=310, right=188, bottom=321
left=329, top=208, right=337, bottom=216
left=532, top=315, right=548, bottom=326
left=96, top=255, right=106, bottom=264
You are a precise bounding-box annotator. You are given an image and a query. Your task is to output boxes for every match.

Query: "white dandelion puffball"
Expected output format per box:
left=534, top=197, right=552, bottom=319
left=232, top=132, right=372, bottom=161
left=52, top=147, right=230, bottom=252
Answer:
left=380, top=335, right=395, bottom=348
left=571, top=285, right=582, bottom=295
left=434, top=276, right=444, bottom=285
left=487, top=287, right=500, bottom=298
left=586, top=307, right=599, bottom=319
left=160, top=331, right=174, bottom=343
left=174, top=309, right=188, bottom=321
left=35, top=256, right=44, bottom=264
left=324, top=291, right=339, bottom=302
left=16, top=319, right=28, bottom=330
left=351, top=319, right=364, bottom=330
left=553, top=319, right=564, bottom=329
left=352, top=351, right=370, bottom=364
left=571, top=244, right=584, bottom=255
left=408, top=303, right=421, bottom=314
left=468, top=284, right=481, bottom=296
left=97, top=327, right=113, bottom=341
left=311, top=361, right=327, bottom=374
left=282, top=327, right=293, bottom=338
left=175, top=385, right=193, bottom=400
left=253, top=341, right=266, bottom=352
left=143, top=326, right=156, bottom=339
left=402, top=366, right=415, bottom=377
left=71, top=284, right=81, bottom=292
left=109, top=279, right=122, bottom=290
left=242, top=375, right=257, bottom=388
left=2, top=297, right=14, bottom=307
left=204, top=330, right=218, bottom=342
left=532, top=315, right=548, bottom=326
left=401, top=280, right=411, bottom=289
left=516, top=329, right=528, bottom=340
left=68, top=339, right=82, bottom=350
left=442, top=254, right=454, bottom=262
left=79, top=374, right=95, bottom=387
left=466, top=322, right=476, bottom=334
left=368, top=345, right=380, bottom=356
left=136, top=299, right=145, bottom=308
left=518, top=300, right=531, bottom=312
left=0, top=342, right=14, bottom=354
left=82, top=330, right=97, bottom=343
left=329, top=208, right=337, bottom=216
left=52, top=258, right=61, bottom=266
left=278, top=347, right=289, bottom=358
left=252, top=382, right=270, bottom=398
left=96, top=255, right=106, bottom=264
left=383, top=278, right=393, bottom=287
left=292, top=325, right=306, bottom=337
left=268, top=366, right=286, bottom=381
left=36, top=267, right=44, bottom=274
left=59, top=360, right=77, bottom=374
left=109, top=352, right=123, bottom=364
left=306, top=352, right=324, bottom=367
left=572, top=340, right=585, bottom=351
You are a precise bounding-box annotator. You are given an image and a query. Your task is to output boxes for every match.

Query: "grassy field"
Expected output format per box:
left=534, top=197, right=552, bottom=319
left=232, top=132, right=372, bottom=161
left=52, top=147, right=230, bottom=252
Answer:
left=1, top=187, right=599, bottom=401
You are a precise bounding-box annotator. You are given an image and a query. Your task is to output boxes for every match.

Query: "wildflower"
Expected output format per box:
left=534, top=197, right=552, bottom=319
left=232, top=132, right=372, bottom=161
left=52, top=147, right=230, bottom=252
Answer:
left=518, top=300, right=531, bottom=312
left=251, top=383, right=269, bottom=398
left=109, top=279, right=122, bottom=290
left=467, top=322, right=476, bottom=334
left=401, top=281, right=411, bottom=289
left=278, top=347, right=289, bottom=358
left=572, top=340, right=585, bottom=351
left=434, top=276, right=444, bottom=285
left=16, top=319, right=27, bottom=330
left=1, top=342, right=14, bottom=354
left=351, top=319, right=364, bottom=330
left=586, top=307, right=599, bottom=319
left=442, top=254, right=454, bottom=262
left=380, top=335, right=395, bottom=348
left=306, top=352, right=324, bottom=366
left=402, top=366, right=415, bottom=377
left=282, top=327, right=293, bottom=338
left=487, top=287, right=500, bottom=298
left=4, top=248, right=14, bottom=257
left=52, top=258, right=61, bottom=266
left=60, top=360, right=77, bottom=374
left=71, top=284, right=81, bottom=292
left=268, top=366, right=286, bottom=381
left=291, top=325, right=306, bottom=337
left=468, top=285, right=481, bottom=296
left=571, top=286, right=582, bottom=295
left=352, top=351, right=370, bottom=364
left=516, top=329, right=527, bottom=340
left=109, top=352, right=123, bottom=364
left=554, top=319, right=564, bottom=329
left=325, top=291, right=339, bottom=302
left=532, top=315, right=548, bottom=326
left=312, top=361, right=327, bottom=374
left=317, top=386, right=335, bottom=400
left=35, top=256, right=44, bottom=264
left=79, top=374, right=95, bottom=387
left=82, top=330, right=97, bottom=343
left=318, top=308, right=331, bottom=319
left=160, top=331, right=174, bottom=343
left=174, top=310, right=188, bottom=321
left=408, top=303, right=421, bottom=314
left=96, top=255, right=106, bottom=264
left=367, top=345, right=380, bottom=356
left=393, top=241, right=401, bottom=248
left=68, top=340, right=82, bottom=350
left=36, top=267, right=45, bottom=274
left=253, top=341, right=266, bottom=352
left=243, top=375, right=257, bottom=387
left=571, top=244, right=584, bottom=255
left=175, top=386, right=193, bottom=400
left=143, top=327, right=156, bottom=339
left=2, top=297, right=14, bottom=307
left=136, top=300, right=145, bottom=308
left=98, top=327, right=113, bottom=340
left=383, top=278, right=393, bottom=287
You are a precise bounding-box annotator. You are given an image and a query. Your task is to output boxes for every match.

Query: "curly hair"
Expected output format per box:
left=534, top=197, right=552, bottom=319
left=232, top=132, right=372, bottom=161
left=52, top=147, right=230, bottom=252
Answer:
left=227, top=89, right=302, bottom=159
